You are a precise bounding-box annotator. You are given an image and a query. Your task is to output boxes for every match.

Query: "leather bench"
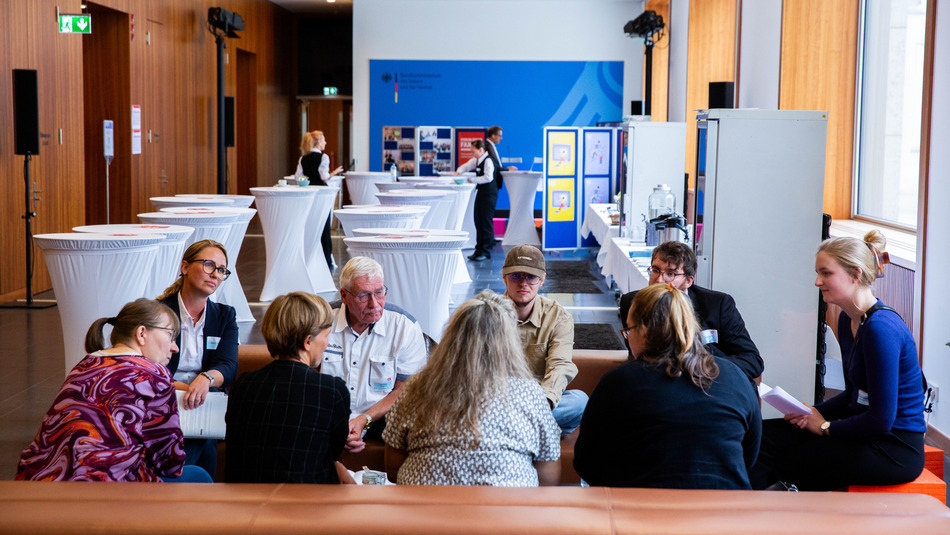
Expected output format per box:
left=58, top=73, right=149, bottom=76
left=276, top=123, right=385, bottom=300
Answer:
left=220, top=345, right=628, bottom=484
left=2, top=481, right=948, bottom=533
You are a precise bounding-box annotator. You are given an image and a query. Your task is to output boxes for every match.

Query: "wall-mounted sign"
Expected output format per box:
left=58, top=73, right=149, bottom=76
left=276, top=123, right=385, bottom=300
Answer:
left=103, top=120, right=114, bottom=163
left=59, top=14, right=92, bottom=34
left=323, top=86, right=338, bottom=96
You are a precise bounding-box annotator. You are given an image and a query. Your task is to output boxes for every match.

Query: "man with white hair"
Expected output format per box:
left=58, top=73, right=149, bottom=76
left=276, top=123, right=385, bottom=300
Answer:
left=323, top=257, right=427, bottom=452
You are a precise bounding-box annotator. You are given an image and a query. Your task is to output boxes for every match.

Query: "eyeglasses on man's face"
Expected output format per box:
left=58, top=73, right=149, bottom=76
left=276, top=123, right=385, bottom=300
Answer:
left=191, top=259, right=231, bottom=280
left=648, top=266, right=685, bottom=282
left=505, top=273, right=542, bottom=285
left=145, top=324, right=178, bottom=342
left=349, top=286, right=388, bottom=303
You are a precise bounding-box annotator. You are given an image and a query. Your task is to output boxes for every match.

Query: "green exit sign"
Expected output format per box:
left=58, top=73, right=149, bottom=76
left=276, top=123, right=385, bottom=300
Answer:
left=59, top=14, right=92, bottom=34
left=323, top=86, right=338, bottom=96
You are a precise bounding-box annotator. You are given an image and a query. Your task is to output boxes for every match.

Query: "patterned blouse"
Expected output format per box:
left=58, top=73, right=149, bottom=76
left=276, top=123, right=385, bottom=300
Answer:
left=383, top=377, right=560, bottom=486
left=16, top=352, right=186, bottom=482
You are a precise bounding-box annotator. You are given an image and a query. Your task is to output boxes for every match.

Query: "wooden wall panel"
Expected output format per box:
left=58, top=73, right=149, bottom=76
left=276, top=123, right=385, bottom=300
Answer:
left=307, top=99, right=349, bottom=172
left=0, top=0, right=294, bottom=300
left=685, top=0, right=737, bottom=185
left=646, top=0, right=670, bottom=122
left=780, top=0, right=859, bottom=220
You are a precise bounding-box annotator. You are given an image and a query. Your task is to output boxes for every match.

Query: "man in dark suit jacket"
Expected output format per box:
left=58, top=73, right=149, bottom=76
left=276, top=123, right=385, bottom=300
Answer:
left=619, top=241, right=764, bottom=383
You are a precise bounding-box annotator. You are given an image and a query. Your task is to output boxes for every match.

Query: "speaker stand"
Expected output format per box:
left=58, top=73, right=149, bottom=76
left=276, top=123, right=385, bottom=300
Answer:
left=0, top=153, right=56, bottom=309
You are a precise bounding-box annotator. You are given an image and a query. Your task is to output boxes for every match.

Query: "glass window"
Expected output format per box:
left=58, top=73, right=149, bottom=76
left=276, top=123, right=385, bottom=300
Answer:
left=854, top=0, right=926, bottom=229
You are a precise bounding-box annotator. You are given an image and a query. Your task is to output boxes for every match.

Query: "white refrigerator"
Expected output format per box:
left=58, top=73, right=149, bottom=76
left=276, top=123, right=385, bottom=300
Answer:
left=621, top=120, right=687, bottom=242
left=693, top=109, right=827, bottom=415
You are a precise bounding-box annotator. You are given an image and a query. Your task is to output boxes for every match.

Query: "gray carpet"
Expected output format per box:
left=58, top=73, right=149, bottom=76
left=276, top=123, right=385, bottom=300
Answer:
left=574, top=323, right=626, bottom=351
left=542, top=261, right=602, bottom=294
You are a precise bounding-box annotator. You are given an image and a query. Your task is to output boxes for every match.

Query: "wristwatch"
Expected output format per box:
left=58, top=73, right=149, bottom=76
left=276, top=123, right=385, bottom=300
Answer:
left=200, top=371, right=215, bottom=386
left=361, top=413, right=373, bottom=430
left=820, top=420, right=831, bottom=436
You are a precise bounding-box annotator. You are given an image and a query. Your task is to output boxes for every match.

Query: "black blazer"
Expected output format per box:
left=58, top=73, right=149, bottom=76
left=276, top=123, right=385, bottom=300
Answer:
left=300, top=151, right=328, bottom=186
left=485, top=140, right=504, bottom=189
left=159, top=294, right=240, bottom=388
left=620, top=284, right=764, bottom=382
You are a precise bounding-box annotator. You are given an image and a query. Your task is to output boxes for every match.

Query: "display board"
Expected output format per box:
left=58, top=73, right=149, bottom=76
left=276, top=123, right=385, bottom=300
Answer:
left=416, top=126, right=454, bottom=175
left=542, top=127, right=580, bottom=250
left=579, top=128, right=616, bottom=247
left=453, top=127, right=486, bottom=171
left=382, top=126, right=416, bottom=174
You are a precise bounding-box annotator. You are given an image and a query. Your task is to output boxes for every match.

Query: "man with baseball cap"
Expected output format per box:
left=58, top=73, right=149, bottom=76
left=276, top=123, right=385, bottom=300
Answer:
left=502, top=244, right=588, bottom=434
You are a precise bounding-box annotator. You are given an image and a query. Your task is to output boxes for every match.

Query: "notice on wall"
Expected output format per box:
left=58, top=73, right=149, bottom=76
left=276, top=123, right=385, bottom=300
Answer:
left=131, top=105, right=142, bottom=155
left=103, top=120, right=114, bottom=164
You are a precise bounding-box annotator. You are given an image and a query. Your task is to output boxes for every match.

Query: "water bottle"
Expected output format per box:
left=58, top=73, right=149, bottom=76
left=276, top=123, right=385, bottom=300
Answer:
left=648, top=184, right=676, bottom=220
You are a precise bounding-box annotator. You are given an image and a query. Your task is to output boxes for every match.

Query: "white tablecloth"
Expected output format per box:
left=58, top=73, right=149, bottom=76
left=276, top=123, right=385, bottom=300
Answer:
left=343, top=172, right=394, bottom=205
left=601, top=237, right=652, bottom=294
left=159, top=207, right=257, bottom=324
left=72, top=224, right=194, bottom=299
left=414, top=182, right=476, bottom=234
left=251, top=186, right=319, bottom=301
left=580, top=203, right=620, bottom=266
left=501, top=171, right=542, bottom=246
left=376, top=190, right=452, bottom=230
left=301, top=186, right=341, bottom=294
left=34, top=233, right=165, bottom=373
left=350, top=228, right=471, bottom=285
left=397, top=177, right=451, bottom=185
left=150, top=196, right=233, bottom=210
left=375, top=182, right=417, bottom=193
left=138, top=211, right=237, bottom=249
left=343, top=235, right=468, bottom=341
left=175, top=193, right=255, bottom=208
left=333, top=206, right=428, bottom=237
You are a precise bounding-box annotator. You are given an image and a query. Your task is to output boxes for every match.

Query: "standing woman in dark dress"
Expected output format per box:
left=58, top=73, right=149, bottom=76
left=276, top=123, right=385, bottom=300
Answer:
left=751, top=231, right=926, bottom=490
left=574, top=283, right=761, bottom=489
left=300, top=130, right=344, bottom=270
left=157, top=239, right=239, bottom=479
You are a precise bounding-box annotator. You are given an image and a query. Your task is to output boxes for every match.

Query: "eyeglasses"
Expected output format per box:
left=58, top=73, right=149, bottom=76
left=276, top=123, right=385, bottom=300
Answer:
left=191, top=259, right=231, bottom=280
left=620, top=327, right=630, bottom=340
left=348, top=286, right=388, bottom=303
left=505, top=273, right=542, bottom=285
left=648, top=266, right=685, bottom=282
left=145, top=324, right=178, bottom=342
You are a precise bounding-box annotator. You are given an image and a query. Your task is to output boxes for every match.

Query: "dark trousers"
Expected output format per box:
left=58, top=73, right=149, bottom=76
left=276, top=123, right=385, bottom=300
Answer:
left=750, top=418, right=924, bottom=491
left=321, top=215, right=333, bottom=270
left=473, top=184, right=498, bottom=256
left=184, top=437, right=218, bottom=480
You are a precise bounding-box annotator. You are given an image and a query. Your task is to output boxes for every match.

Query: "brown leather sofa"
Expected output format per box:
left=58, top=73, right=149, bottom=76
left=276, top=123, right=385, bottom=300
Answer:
left=2, top=481, right=948, bottom=533
left=224, top=345, right=628, bottom=484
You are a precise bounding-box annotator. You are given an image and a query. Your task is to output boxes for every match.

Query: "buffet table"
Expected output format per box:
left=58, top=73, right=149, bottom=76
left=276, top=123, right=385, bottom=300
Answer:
left=343, top=234, right=468, bottom=340
left=580, top=203, right=620, bottom=266
left=601, top=237, right=652, bottom=294
left=500, top=171, right=542, bottom=246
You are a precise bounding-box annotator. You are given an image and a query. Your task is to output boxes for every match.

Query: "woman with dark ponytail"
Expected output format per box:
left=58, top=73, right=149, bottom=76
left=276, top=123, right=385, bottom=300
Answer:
left=17, top=298, right=209, bottom=482
left=752, top=231, right=926, bottom=490
left=574, top=283, right=761, bottom=488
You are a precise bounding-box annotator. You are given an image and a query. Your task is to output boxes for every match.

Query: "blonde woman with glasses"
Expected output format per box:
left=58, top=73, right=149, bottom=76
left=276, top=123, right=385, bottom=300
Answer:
left=575, top=283, right=761, bottom=489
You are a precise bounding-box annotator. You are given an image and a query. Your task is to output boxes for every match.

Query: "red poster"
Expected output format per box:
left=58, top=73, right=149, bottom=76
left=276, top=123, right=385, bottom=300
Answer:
left=456, top=130, right=486, bottom=166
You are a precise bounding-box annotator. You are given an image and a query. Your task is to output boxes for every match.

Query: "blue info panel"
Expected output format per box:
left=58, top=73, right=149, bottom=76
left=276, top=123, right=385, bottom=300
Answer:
left=370, top=60, right=623, bottom=212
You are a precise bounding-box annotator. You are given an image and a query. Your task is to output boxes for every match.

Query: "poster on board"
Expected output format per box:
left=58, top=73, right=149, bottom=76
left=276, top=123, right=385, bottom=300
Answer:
left=546, top=130, right=576, bottom=176
left=542, top=127, right=580, bottom=250
left=383, top=126, right=416, bottom=174
left=416, top=126, right=454, bottom=175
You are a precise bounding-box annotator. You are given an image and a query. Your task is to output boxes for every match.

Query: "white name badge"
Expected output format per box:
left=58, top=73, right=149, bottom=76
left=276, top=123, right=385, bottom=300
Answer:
left=206, top=336, right=221, bottom=350
left=700, top=329, right=719, bottom=345
left=857, top=389, right=870, bottom=406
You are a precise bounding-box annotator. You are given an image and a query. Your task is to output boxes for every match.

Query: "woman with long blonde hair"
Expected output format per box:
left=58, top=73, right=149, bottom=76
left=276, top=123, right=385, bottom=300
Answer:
left=383, top=290, right=561, bottom=486
left=574, top=283, right=761, bottom=488
left=752, top=231, right=926, bottom=490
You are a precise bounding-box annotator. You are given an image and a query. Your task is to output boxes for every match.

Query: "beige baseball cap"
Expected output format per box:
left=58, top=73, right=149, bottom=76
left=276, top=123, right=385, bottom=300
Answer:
left=502, top=245, right=545, bottom=277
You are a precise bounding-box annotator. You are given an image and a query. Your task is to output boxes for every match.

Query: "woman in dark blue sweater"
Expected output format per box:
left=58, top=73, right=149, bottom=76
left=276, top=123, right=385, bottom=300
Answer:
left=574, top=283, right=761, bottom=489
left=752, top=231, right=926, bottom=490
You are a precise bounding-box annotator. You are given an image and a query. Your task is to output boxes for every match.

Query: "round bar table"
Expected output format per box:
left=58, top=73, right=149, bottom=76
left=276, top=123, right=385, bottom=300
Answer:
left=376, top=190, right=453, bottom=229
left=351, top=228, right=471, bottom=285
left=397, top=176, right=452, bottom=185
left=300, top=185, right=341, bottom=294
left=250, top=186, right=319, bottom=302
left=72, top=224, right=194, bottom=300
left=415, top=182, right=476, bottom=233
left=176, top=193, right=255, bottom=209
left=500, top=171, right=542, bottom=246
left=159, top=207, right=258, bottom=324
left=149, top=196, right=233, bottom=211
left=333, top=205, right=428, bottom=237
left=342, top=172, right=394, bottom=205
left=344, top=234, right=468, bottom=341
left=138, top=211, right=237, bottom=251
left=375, top=182, right=417, bottom=193
left=34, top=233, right=165, bottom=373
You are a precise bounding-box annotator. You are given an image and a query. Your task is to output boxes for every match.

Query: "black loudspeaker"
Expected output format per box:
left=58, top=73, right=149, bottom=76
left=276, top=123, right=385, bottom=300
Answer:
left=630, top=100, right=643, bottom=115
left=224, top=96, right=235, bottom=147
left=13, top=69, right=40, bottom=155
left=708, top=82, right=735, bottom=109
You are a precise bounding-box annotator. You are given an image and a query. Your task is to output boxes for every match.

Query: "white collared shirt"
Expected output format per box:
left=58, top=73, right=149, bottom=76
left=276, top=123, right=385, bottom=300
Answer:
left=173, top=292, right=207, bottom=384
left=455, top=153, right=494, bottom=184
left=323, top=305, right=427, bottom=419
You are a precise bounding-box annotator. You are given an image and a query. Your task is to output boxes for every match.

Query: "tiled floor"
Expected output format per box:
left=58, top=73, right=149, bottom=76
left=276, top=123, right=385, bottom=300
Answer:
left=0, top=222, right=621, bottom=480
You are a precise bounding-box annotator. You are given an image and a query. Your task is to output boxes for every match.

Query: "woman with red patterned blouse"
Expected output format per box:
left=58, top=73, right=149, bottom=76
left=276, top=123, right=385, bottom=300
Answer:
left=16, top=298, right=207, bottom=482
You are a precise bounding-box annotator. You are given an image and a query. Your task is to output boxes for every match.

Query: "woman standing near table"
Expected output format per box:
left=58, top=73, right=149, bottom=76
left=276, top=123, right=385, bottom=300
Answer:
left=574, top=283, right=761, bottom=489
left=300, top=130, right=344, bottom=270
left=17, top=298, right=209, bottom=482
left=157, top=239, right=239, bottom=479
left=751, top=231, right=926, bottom=490
left=383, top=290, right=561, bottom=486
left=455, top=139, right=497, bottom=261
